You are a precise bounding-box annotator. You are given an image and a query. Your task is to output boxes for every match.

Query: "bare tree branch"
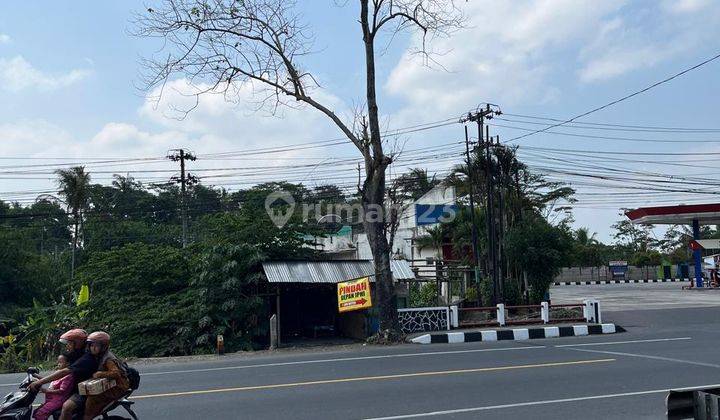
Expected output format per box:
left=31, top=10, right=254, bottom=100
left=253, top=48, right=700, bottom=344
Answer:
left=135, top=0, right=463, bottom=336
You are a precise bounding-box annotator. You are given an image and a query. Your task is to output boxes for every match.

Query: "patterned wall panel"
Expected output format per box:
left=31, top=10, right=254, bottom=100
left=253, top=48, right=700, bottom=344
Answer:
left=398, top=308, right=448, bottom=333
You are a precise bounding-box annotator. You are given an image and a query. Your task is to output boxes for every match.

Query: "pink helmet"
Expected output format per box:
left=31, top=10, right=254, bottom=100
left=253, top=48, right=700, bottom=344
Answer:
left=86, top=331, right=110, bottom=348
left=59, top=329, right=88, bottom=347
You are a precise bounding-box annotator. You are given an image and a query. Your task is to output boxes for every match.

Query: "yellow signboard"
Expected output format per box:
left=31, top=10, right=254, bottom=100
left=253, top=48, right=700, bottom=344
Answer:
left=337, top=277, right=372, bottom=313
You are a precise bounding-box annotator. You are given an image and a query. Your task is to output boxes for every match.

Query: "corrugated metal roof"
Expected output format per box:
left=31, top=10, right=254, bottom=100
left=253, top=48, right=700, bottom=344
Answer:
left=262, top=260, right=415, bottom=283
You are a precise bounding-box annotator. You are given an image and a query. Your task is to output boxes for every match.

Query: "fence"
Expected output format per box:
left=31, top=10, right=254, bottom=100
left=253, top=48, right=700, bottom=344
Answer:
left=405, top=258, right=474, bottom=305
left=457, top=300, right=598, bottom=328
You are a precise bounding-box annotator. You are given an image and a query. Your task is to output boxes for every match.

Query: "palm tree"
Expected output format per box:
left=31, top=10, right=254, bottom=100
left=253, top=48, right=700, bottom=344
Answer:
left=393, top=168, right=440, bottom=201
left=415, top=225, right=446, bottom=259
left=575, top=227, right=599, bottom=246
left=574, top=227, right=602, bottom=277
left=56, top=166, right=91, bottom=279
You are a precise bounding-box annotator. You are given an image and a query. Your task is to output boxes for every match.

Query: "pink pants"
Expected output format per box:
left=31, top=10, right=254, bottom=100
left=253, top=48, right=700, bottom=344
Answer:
left=33, top=400, right=65, bottom=420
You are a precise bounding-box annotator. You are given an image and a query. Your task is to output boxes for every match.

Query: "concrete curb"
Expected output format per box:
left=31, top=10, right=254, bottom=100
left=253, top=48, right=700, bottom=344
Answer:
left=411, top=323, right=625, bottom=344
left=553, top=279, right=688, bottom=286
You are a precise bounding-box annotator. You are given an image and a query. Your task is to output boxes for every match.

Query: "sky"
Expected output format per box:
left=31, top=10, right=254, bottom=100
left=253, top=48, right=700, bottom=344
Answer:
left=1, top=0, right=720, bottom=242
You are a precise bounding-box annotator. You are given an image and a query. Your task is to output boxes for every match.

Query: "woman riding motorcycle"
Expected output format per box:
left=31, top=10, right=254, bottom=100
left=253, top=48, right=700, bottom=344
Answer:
left=82, top=331, right=130, bottom=420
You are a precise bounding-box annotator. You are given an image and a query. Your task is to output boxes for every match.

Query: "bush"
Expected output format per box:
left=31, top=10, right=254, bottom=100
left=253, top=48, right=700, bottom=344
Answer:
left=77, top=243, right=197, bottom=358
left=409, top=282, right=438, bottom=307
left=504, top=216, right=571, bottom=304
left=76, top=242, right=271, bottom=357
left=465, top=286, right=478, bottom=303
left=480, top=278, right=523, bottom=306
left=14, top=301, right=83, bottom=365
left=192, top=244, right=267, bottom=352
left=0, top=345, right=21, bottom=373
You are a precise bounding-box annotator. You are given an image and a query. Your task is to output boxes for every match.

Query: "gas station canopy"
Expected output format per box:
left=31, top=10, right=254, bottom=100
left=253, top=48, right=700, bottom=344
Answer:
left=626, top=203, right=720, bottom=225
left=625, top=203, right=720, bottom=288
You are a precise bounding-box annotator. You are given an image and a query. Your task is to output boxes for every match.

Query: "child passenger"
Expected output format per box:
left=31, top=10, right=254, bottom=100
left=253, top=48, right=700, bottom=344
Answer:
left=32, top=354, right=75, bottom=420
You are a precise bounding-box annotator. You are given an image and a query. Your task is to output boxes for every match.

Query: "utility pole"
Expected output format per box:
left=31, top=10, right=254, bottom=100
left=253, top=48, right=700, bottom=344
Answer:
left=484, top=120, right=499, bottom=304
left=168, top=149, right=196, bottom=248
left=495, top=135, right=505, bottom=297
left=463, top=104, right=502, bottom=304
left=464, top=125, right=481, bottom=305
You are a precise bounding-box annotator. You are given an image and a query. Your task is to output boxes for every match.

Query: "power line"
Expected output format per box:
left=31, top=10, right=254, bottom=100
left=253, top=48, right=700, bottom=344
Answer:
left=0, top=116, right=460, bottom=171
left=501, top=114, right=720, bottom=133
left=493, top=122, right=720, bottom=144
left=518, top=145, right=720, bottom=156
left=506, top=51, right=720, bottom=142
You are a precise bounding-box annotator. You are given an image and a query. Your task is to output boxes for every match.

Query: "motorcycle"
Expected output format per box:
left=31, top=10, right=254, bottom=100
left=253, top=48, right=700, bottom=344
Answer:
left=0, top=368, right=138, bottom=420
left=0, top=367, right=39, bottom=420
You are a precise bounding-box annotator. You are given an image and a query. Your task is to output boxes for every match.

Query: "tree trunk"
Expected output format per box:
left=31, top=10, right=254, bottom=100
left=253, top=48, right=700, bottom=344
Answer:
left=71, top=217, right=78, bottom=281
left=361, top=0, right=399, bottom=333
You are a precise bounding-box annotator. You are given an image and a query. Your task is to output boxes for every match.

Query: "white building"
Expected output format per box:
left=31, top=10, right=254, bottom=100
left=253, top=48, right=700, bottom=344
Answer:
left=314, top=185, right=457, bottom=262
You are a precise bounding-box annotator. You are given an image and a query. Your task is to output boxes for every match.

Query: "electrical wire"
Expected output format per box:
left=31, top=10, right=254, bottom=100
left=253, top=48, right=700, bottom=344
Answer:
left=506, top=51, right=720, bottom=142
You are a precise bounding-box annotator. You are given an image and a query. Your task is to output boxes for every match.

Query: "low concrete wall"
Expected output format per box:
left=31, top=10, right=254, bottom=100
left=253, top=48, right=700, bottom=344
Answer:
left=554, top=265, right=695, bottom=282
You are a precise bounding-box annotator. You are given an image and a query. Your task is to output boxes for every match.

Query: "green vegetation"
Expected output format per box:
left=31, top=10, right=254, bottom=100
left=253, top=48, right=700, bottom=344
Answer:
left=0, top=173, right=329, bottom=370
left=0, top=156, right=702, bottom=371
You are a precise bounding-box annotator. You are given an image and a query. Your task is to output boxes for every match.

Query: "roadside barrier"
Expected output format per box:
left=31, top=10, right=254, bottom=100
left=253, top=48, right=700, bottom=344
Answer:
left=553, top=278, right=688, bottom=286
left=411, top=323, right=624, bottom=344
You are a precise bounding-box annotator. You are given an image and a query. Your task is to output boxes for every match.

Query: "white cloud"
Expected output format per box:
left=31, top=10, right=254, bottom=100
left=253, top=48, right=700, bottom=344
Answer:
left=0, top=76, right=363, bottom=199
left=385, top=0, right=720, bottom=120
left=90, top=123, right=189, bottom=152
left=0, top=34, right=10, bottom=44
left=385, top=0, right=625, bottom=119
left=579, top=2, right=720, bottom=82
left=0, top=56, right=92, bottom=92
left=0, top=120, right=75, bottom=158
left=664, top=0, right=712, bottom=14
left=138, top=78, right=352, bottom=151
left=579, top=44, right=674, bottom=83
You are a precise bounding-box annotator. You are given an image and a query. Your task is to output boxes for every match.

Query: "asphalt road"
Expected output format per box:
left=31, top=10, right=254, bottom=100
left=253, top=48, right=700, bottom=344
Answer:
left=551, top=282, right=720, bottom=310
left=3, top=303, right=720, bottom=418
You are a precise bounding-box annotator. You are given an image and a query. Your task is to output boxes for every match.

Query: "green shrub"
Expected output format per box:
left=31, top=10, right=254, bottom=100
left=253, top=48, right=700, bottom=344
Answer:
left=409, top=282, right=438, bottom=307
left=77, top=243, right=197, bottom=358
left=0, top=345, right=21, bottom=373
left=479, top=277, right=523, bottom=306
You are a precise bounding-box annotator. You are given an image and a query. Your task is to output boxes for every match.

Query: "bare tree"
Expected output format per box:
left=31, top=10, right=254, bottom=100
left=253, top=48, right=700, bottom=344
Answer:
left=135, top=0, right=462, bottom=337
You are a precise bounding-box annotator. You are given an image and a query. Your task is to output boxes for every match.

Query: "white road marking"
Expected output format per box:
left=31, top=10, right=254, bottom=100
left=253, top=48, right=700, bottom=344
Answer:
left=140, top=346, right=546, bottom=376
left=554, top=337, right=692, bottom=348
left=362, top=383, right=720, bottom=419
left=563, top=347, right=720, bottom=369
left=132, top=359, right=615, bottom=400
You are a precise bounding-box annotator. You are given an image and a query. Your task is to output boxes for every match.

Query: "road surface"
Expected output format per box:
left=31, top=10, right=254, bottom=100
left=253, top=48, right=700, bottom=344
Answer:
left=2, top=297, right=719, bottom=418
left=551, top=281, right=720, bottom=310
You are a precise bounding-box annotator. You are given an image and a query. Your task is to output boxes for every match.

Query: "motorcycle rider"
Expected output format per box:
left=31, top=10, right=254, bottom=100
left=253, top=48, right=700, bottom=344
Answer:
left=29, top=329, right=86, bottom=383
left=58, top=329, right=88, bottom=364
left=29, top=328, right=99, bottom=420
left=82, top=332, right=130, bottom=420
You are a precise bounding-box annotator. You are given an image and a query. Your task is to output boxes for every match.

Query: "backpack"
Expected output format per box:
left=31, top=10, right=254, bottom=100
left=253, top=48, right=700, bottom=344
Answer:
left=119, top=360, right=141, bottom=390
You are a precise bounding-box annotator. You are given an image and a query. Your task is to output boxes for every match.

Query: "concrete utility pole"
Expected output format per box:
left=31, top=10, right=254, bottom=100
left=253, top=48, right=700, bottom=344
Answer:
left=168, top=149, right=197, bottom=248
left=484, top=121, right=499, bottom=304
left=462, top=104, right=502, bottom=304
left=463, top=125, right=482, bottom=305
left=495, top=135, right=505, bottom=293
